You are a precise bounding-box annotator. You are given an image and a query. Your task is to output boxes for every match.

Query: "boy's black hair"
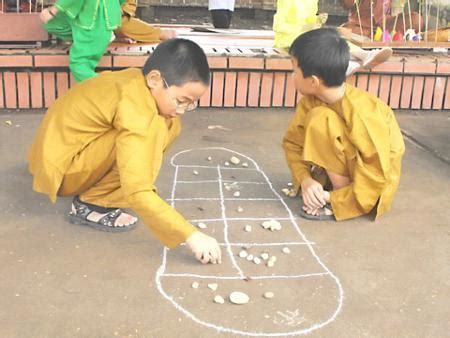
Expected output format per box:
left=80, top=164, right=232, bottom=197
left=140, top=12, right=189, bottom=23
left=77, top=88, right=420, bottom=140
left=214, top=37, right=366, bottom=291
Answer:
left=143, top=38, right=210, bottom=86
left=289, top=28, right=349, bottom=87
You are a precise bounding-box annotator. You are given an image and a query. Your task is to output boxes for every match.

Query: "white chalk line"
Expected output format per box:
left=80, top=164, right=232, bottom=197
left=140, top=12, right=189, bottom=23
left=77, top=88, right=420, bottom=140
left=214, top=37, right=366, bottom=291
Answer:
left=161, top=272, right=330, bottom=280
left=217, top=165, right=244, bottom=279
left=188, top=217, right=293, bottom=223
left=157, top=147, right=344, bottom=337
left=175, top=164, right=258, bottom=170
left=178, top=241, right=315, bottom=247
left=167, top=197, right=279, bottom=202
left=176, top=180, right=267, bottom=185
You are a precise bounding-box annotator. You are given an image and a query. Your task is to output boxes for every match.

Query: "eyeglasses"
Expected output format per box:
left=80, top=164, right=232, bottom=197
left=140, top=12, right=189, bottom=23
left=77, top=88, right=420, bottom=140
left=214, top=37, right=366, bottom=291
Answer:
left=162, top=77, right=198, bottom=114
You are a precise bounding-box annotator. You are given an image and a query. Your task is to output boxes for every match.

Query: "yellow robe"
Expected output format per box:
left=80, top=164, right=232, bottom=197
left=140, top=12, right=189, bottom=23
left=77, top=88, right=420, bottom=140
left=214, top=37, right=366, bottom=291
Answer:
left=28, top=68, right=197, bottom=248
left=282, top=84, right=405, bottom=220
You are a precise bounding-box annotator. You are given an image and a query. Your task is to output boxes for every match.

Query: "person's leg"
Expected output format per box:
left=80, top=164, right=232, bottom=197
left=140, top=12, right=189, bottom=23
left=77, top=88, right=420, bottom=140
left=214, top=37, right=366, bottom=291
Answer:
left=116, top=16, right=161, bottom=43
left=346, top=41, right=393, bottom=76
left=43, top=12, right=73, bottom=41
left=211, top=9, right=231, bottom=28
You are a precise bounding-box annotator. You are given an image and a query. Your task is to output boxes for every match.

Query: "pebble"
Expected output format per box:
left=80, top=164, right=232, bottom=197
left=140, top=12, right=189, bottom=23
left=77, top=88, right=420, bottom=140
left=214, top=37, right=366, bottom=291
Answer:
left=207, top=156, right=212, bottom=161
left=208, top=283, right=218, bottom=291
left=233, top=191, right=241, bottom=197
left=269, top=256, right=277, bottom=262
left=214, top=295, right=225, bottom=304
left=237, top=206, right=244, bottom=213
left=253, top=257, right=261, bottom=265
left=246, top=254, right=254, bottom=261
left=229, top=291, right=250, bottom=305
left=287, top=182, right=293, bottom=187
left=244, top=225, right=252, bottom=232
left=193, top=170, right=199, bottom=175
left=263, top=292, right=275, bottom=299
left=267, top=260, right=275, bottom=267
left=238, top=250, right=248, bottom=258
left=261, top=220, right=282, bottom=231
left=282, top=247, right=291, bottom=254
left=224, top=161, right=230, bottom=166
left=260, top=252, right=269, bottom=260
left=4, top=120, right=12, bottom=126
left=242, top=162, right=249, bottom=168
left=191, top=282, right=199, bottom=289
left=230, top=156, right=240, bottom=165
left=281, top=188, right=291, bottom=196
left=197, top=222, right=207, bottom=229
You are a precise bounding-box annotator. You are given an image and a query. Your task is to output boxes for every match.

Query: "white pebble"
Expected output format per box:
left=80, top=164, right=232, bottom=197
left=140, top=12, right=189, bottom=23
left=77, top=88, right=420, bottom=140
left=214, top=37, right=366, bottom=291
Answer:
left=237, top=206, right=244, bottom=213
left=242, top=162, right=249, bottom=168
left=282, top=247, right=291, bottom=254
left=260, top=253, right=269, bottom=260
left=238, top=250, right=248, bottom=258
left=193, top=170, right=199, bottom=175
left=263, top=292, right=275, bottom=299
left=244, top=225, right=252, bottom=232
left=230, top=156, right=240, bottom=165
left=229, top=291, right=250, bottom=305
left=267, top=260, right=275, bottom=267
left=246, top=254, right=254, bottom=261
left=191, top=282, right=199, bottom=289
left=197, top=222, right=207, bottom=229
left=269, top=256, right=277, bottom=262
left=233, top=191, right=241, bottom=197
left=261, top=220, right=282, bottom=231
left=225, top=185, right=232, bottom=191
left=208, top=283, right=218, bottom=291
left=214, top=295, right=225, bottom=304
left=207, top=156, right=212, bottom=161
left=224, top=161, right=230, bottom=166
left=253, top=257, right=261, bottom=265
left=287, top=182, right=293, bottom=187
left=281, top=188, right=291, bottom=196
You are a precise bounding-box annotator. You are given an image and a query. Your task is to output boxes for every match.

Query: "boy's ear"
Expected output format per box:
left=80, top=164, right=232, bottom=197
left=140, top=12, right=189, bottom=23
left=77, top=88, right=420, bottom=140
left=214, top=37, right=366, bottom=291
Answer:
left=145, top=70, right=163, bottom=89
left=310, top=75, right=321, bottom=89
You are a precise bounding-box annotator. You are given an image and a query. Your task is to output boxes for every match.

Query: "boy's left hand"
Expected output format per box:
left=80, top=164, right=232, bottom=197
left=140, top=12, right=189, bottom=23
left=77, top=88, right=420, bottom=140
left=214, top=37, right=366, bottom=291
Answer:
left=40, top=7, right=58, bottom=24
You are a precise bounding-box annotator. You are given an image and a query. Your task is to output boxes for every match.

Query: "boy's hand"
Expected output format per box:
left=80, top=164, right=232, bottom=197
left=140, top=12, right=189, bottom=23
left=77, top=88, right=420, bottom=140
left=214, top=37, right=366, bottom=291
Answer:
left=40, top=7, right=58, bottom=24
left=301, top=177, right=327, bottom=209
left=186, top=231, right=221, bottom=264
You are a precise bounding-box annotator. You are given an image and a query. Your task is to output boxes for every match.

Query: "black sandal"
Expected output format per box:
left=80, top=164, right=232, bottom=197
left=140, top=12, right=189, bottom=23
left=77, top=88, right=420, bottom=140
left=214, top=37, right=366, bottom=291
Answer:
left=299, top=202, right=335, bottom=221
left=67, top=196, right=137, bottom=232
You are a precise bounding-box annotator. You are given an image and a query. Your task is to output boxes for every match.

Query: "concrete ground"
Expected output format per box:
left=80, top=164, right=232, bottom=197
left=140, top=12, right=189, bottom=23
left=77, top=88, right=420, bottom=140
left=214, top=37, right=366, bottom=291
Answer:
left=0, top=108, right=449, bottom=338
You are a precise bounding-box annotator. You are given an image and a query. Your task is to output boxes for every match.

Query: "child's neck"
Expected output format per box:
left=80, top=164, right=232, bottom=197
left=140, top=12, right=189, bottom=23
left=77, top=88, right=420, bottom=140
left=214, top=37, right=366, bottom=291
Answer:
left=315, top=83, right=346, bottom=105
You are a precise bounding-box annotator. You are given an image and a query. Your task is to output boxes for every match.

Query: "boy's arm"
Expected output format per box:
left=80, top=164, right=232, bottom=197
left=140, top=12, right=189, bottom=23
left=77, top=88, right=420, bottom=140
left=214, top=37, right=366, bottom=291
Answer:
left=113, top=98, right=197, bottom=249
left=121, top=0, right=137, bottom=17
left=282, top=99, right=312, bottom=195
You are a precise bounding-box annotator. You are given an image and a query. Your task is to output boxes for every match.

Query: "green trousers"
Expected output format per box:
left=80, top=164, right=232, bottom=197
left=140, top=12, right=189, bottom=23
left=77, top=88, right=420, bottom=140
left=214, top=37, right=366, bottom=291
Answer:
left=44, top=5, right=112, bottom=82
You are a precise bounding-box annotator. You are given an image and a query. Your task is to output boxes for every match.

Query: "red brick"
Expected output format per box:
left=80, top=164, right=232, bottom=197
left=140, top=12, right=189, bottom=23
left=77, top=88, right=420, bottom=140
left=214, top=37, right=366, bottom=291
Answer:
left=411, top=76, right=425, bottom=109
left=199, top=86, right=211, bottom=107
left=43, top=72, right=56, bottom=108
left=259, top=72, right=273, bottom=107
left=4, top=72, right=17, bottom=108
left=272, top=73, right=286, bottom=107
left=97, top=55, right=113, bottom=68
left=0, top=55, right=32, bottom=67
left=356, top=74, right=369, bottom=91
left=378, top=75, right=391, bottom=104
left=389, top=76, right=402, bottom=109
left=367, top=74, right=380, bottom=97
left=211, top=72, right=224, bottom=107
left=56, top=72, right=69, bottom=98
left=69, top=74, right=77, bottom=87
left=229, top=57, right=264, bottom=69
left=421, top=77, right=435, bottom=110
left=223, top=72, right=237, bottom=107
left=207, top=57, right=227, bottom=69
left=30, top=72, right=43, bottom=109
left=404, top=61, right=436, bottom=74
left=436, top=61, right=450, bottom=75
left=371, top=61, right=404, bottom=73
left=248, top=72, right=261, bottom=107
left=346, top=75, right=357, bottom=86
left=113, top=55, right=147, bottom=68
left=284, top=74, right=297, bottom=107
left=265, top=58, right=292, bottom=70
left=34, top=55, right=69, bottom=67
left=236, top=72, right=249, bottom=107
left=432, top=77, right=446, bottom=110
left=444, top=80, right=450, bottom=110
left=17, top=73, right=30, bottom=109
left=400, top=76, right=413, bottom=109
left=0, top=73, right=4, bottom=108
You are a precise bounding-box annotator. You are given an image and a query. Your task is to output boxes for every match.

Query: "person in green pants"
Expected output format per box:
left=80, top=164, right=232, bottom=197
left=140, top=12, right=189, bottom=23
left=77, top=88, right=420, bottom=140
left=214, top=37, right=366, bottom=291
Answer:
left=40, top=0, right=123, bottom=82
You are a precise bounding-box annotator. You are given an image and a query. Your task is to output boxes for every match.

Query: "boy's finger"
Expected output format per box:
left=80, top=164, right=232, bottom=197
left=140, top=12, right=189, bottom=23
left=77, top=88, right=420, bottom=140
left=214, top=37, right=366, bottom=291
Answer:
left=307, top=191, right=322, bottom=208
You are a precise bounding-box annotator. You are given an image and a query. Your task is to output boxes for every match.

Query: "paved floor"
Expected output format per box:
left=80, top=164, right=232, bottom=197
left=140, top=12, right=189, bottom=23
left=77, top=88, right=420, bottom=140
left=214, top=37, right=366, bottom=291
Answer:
left=0, top=108, right=449, bottom=337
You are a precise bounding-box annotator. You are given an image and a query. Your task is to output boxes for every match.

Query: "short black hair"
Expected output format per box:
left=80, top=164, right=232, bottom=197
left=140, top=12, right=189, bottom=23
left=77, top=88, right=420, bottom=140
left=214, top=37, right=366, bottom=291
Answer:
left=289, top=28, right=349, bottom=87
left=143, top=38, right=210, bottom=86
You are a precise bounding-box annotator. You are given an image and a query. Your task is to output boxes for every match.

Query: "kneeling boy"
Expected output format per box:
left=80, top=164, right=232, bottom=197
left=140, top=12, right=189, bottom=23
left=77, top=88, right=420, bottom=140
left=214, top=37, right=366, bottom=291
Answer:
left=28, top=39, right=221, bottom=264
left=283, top=28, right=405, bottom=221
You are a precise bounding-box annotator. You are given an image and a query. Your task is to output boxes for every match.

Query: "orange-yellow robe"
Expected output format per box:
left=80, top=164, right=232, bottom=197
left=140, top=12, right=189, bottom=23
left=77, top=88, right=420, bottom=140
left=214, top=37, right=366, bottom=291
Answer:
left=283, top=84, right=405, bottom=220
left=28, top=68, right=197, bottom=248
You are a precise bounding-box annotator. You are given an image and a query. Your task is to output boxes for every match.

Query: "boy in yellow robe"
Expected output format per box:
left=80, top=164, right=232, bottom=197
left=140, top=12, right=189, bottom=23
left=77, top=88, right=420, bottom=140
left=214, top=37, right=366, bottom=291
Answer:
left=282, top=28, right=405, bottom=221
left=28, top=39, right=221, bottom=264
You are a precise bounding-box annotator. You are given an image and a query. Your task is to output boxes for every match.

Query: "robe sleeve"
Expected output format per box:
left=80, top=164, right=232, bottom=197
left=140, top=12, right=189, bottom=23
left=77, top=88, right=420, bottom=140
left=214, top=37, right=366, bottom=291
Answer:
left=113, top=92, right=197, bottom=248
left=282, top=97, right=313, bottom=195
left=121, top=0, right=137, bottom=17
left=330, top=102, right=392, bottom=220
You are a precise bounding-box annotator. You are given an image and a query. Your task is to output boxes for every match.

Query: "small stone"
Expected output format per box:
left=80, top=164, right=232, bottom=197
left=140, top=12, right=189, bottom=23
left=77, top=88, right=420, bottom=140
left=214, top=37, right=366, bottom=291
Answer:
left=207, top=156, right=212, bottom=161
left=287, top=182, right=293, bottom=187
left=253, top=257, right=261, bottom=264
left=193, top=170, right=199, bottom=175
left=4, top=120, right=12, bottom=126
left=225, top=185, right=232, bottom=191
left=197, top=222, right=207, bottom=229
left=237, top=206, right=244, bottom=213
left=242, top=162, right=249, bottom=168
left=208, top=283, right=218, bottom=291
left=267, top=260, right=275, bottom=267
left=260, top=253, right=269, bottom=260
left=233, top=191, right=241, bottom=197
left=263, top=292, right=275, bottom=299
left=269, top=256, right=277, bottom=262
left=246, top=254, right=254, bottom=261
left=229, top=291, right=250, bottom=305
left=281, top=188, right=291, bottom=196
left=261, top=219, right=282, bottom=231
left=224, top=161, right=230, bottom=166
left=238, top=250, right=248, bottom=258
left=191, top=282, right=199, bottom=289
left=288, top=189, right=297, bottom=197
left=214, top=295, right=225, bottom=304
left=244, top=225, right=252, bottom=232
left=282, top=247, right=291, bottom=254
left=230, top=156, right=240, bottom=165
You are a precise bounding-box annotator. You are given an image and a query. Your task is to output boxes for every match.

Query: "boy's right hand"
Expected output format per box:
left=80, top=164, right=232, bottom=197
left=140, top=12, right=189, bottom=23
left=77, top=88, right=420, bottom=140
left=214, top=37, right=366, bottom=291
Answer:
left=186, top=231, right=221, bottom=264
left=300, top=177, right=327, bottom=210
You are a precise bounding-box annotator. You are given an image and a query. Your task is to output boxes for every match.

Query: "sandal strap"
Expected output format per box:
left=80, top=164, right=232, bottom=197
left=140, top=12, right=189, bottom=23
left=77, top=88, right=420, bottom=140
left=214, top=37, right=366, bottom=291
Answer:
left=72, top=196, right=123, bottom=227
left=98, top=209, right=123, bottom=228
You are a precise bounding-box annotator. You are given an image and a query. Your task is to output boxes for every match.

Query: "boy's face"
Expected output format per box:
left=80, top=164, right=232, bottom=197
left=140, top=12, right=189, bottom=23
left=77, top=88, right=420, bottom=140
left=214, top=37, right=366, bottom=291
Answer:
left=147, top=71, right=208, bottom=119
left=291, top=58, right=318, bottom=96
